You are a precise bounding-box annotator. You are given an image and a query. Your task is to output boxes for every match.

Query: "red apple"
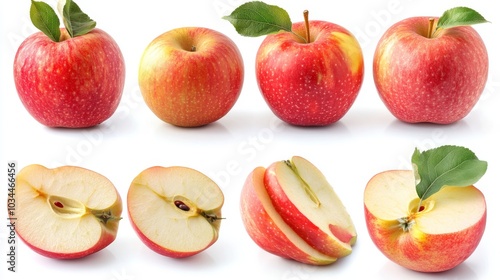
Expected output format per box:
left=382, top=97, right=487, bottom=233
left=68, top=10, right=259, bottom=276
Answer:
left=127, top=166, right=224, bottom=258
left=364, top=170, right=486, bottom=272
left=138, top=27, right=244, bottom=127
left=256, top=20, right=364, bottom=126
left=240, top=156, right=356, bottom=265
left=373, top=16, right=488, bottom=124
left=11, top=164, right=122, bottom=259
left=13, top=28, right=125, bottom=128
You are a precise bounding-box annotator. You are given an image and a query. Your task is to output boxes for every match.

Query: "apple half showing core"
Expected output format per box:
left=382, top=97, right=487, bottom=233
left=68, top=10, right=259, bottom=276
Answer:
left=12, top=164, right=122, bottom=259
left=127, top=166, right=224, bottom=258
left=364, top=170, right=486, bottom=272
left=241, top=156, right=356, bottom=265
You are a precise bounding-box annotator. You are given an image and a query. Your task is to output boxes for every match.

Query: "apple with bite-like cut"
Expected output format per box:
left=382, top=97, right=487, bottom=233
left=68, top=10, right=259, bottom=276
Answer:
left=127, top=166, right=224, bottom=258
left=364, top=145, right=487, bottom=272
left=240, top=156, right=356, bottom=265
left=11, top=164, right=122, bottom=259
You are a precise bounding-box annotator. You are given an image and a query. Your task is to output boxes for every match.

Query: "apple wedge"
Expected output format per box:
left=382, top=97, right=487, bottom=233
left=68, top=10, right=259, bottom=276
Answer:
left=240, top=156, right=356, bottom=264
left=264, top=156, right=356, bottom=257
left=241, top=167, right=337, bottom=265
left=127, top=166, right=224, bottom=258
left=12, top=164, right=122, bottom=259
left=364, top=170, right=486, bottom=272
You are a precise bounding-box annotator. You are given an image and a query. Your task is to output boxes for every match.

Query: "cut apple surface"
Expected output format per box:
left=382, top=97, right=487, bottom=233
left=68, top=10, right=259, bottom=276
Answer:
left=127, top=166, right=224, bottom=258
left=12, top=164, right=122, bottom=259
left=364, top=170, right=486, bottom=272
left=240, top=156, right=356, bottom=265
left=241, top=167, right=337, bottom=265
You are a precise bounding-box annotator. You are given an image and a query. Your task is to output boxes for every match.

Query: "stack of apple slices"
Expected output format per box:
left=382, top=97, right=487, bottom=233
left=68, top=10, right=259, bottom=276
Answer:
left=127, top=166, right=224, bottom=258
left=13, top=164, right=122, bottom=259
left=241, top=156, right=356, bottom=265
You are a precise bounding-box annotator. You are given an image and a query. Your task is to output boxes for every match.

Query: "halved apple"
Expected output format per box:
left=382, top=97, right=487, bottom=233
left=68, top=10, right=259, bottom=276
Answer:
left=12, top=164, right=122, bottom=259
left=127, top=166, right=224, bottom=258
left=240, top=156, right=356, bottom=265
left=364, top=170, right=487, bottom=272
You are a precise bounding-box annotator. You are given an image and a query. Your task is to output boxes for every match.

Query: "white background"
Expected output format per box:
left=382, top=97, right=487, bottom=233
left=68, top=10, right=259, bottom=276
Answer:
left=1, top=0, right=499, bottom=279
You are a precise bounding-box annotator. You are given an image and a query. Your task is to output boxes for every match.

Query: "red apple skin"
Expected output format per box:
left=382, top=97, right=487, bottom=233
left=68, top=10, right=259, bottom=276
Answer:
left=365, top=204, right=486, bottom=272
left=256, top=20, right=364, bottom=126
left=138, top=27, right=244, bottom=127
left=240, top=167, right=335, bottom=265
left=263, top=162, right=353, bottom=258
left=13, top=28, right=125, bottom=128
left=373, top=17, right=488, bottom=124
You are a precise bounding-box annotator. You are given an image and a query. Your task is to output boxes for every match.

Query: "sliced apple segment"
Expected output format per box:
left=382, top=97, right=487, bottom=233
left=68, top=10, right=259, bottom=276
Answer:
left=264, top=156, right=356, bottom=258
left=241, top=167, right=337, bottom=265
left=13, top=164, right=122, bottom=259
left=127, top=166, right=224, bottom=258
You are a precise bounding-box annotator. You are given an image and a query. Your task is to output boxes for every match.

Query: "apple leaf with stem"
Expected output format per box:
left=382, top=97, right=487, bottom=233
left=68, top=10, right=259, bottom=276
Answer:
left=223, top=1, right=309, bottom=43
left=411, top=145, right=487, bottom=207
left=29, top=0, right=96, bottom=42
left=429, top=6, right=489, bottom=38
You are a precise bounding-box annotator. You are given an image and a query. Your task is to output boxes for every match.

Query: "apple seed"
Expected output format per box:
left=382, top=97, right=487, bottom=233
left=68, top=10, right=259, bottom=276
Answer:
left=174, top=200, right=191, bottom=211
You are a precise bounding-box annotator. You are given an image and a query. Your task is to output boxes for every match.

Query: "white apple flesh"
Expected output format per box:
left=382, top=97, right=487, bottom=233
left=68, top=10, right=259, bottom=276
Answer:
left=127, top=166, right=224, bottom=258
left=12, top=164, right=122, bottom=259
left=364, top=170, right=486, bottom=272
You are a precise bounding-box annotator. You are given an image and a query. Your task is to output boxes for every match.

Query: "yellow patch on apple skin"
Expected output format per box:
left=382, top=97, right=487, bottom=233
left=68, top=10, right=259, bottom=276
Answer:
left=331, top=32, right=363, bottom=75
left=374, top=37, right=398, bottom=82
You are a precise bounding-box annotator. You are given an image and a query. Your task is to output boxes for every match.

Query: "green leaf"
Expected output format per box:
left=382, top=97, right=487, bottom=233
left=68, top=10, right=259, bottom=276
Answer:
left=222, top=1, right=293, bottom=37
left=30, top=0, right=61, bottom=42
left=437, top=6, right=489, bottom=29
left=412, top=145, right=487, bottom=201
left=63, top=0, right=96, bottom=38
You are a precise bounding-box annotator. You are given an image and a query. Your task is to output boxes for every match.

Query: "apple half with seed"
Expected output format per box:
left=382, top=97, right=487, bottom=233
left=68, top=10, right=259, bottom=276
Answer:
left=127, top=166, right=224, bottom=258
left=11, top=164, right=122, bottom=259
left=364, top=145, right=487, bottom=272
left=241, top=156, right=356, bottom=265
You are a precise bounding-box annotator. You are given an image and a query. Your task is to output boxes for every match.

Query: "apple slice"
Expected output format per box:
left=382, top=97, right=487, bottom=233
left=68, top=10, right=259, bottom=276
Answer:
left=127, top=166, right=224, bottom=258
left=241, top=167, right=337, bottom=265
left=264, top=156, right=356, bottom=258
left=12, top=164, right=122, bottom=259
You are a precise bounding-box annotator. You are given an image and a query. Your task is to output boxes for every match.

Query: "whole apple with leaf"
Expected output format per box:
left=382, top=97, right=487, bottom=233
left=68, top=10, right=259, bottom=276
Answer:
left=224, top=1, right=364, bottom=126
left=13, top=0, right=125, bottom=128
left=373, top=7, right=489, bottom=124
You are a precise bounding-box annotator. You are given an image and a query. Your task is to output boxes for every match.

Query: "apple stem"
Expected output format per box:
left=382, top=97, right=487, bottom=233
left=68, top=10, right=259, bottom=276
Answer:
left=427, top=18, right=436, bottom=38
left=191, top=45, right=197, bottom=52
left=303, top=10, right=311, bottom=43
left=93, top=210, right=122, bottom=224
left=201, top=212, right=224, bottom=223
